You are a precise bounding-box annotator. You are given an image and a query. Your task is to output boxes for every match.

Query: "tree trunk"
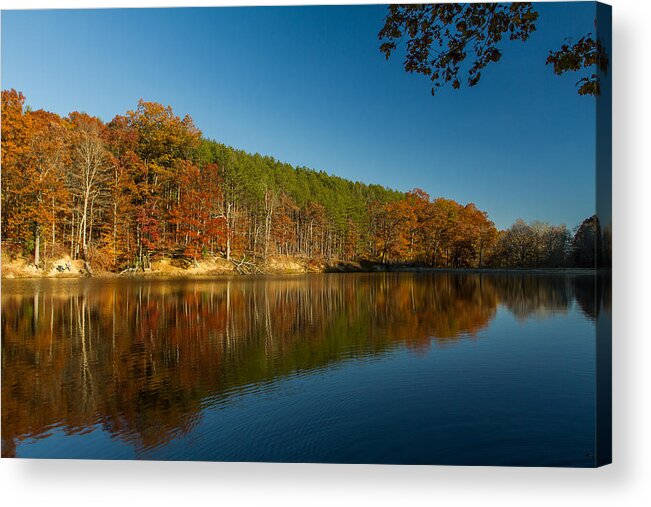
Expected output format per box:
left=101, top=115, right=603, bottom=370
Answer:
left=70, top=211, right=75, bottom=259
left=34, top=224, right=41, bottom=268
left=113, top=201, right=117, bottom=267
left=52, top=196, right=56, bottom=258
left=81, top=190, right=90, bottom=259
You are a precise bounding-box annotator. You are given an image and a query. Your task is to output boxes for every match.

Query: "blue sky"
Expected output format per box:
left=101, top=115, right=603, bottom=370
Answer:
left=1, top=3, right=599, bottom=230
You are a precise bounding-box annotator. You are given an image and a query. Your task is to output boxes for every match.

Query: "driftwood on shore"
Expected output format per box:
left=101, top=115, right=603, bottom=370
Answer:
left=229, top=256, right=264, bottom=275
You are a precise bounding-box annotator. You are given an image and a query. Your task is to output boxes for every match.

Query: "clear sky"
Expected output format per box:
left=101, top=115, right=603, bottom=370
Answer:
left=1, top=2, right=599, bottom=230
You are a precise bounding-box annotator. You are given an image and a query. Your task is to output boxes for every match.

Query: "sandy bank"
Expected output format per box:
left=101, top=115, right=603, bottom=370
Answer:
left=2, top=252, right=602, bottom=280
left=1, top=254, right=368, bottom=279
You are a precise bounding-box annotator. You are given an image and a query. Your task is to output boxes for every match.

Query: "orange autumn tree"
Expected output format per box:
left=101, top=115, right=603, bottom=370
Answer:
left=125, top=100, right=202, bottom=264
left=374, top=197, right=416, bottom=263
left=104, top=114, right=145, bottom=269
left=1, top=93, right=70, bottom=266
left=462, top=203, right=498, bottom=268
left=24, top=109, right=70, bottom=267
left=169, top=161, right=225, bottom=260
left=428, top=198, right=463, bottom=267
left=404, top=188, right=435, bottom=262
left=367, top=190, right=498, bottom=267
left=1, top=90, right=32, bottom=250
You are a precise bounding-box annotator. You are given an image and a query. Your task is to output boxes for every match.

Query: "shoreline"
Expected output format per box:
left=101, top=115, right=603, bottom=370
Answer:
left=2, top=258, right=607, bottom=280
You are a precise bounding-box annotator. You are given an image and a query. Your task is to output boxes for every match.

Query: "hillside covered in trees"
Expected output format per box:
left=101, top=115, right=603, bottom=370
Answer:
left=1, top=90, right=610, bottom=274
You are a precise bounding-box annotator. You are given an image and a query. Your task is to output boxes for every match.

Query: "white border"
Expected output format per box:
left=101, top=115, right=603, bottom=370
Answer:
left=1, top=1, right=650, bottom=505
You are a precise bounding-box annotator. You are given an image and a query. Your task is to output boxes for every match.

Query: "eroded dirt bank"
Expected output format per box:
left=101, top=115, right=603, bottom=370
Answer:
left=1, top=253, right=368, bottom=279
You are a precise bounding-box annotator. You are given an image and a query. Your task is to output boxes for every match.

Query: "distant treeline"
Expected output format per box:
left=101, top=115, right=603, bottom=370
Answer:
left=1, top=90, right=611, bottom=271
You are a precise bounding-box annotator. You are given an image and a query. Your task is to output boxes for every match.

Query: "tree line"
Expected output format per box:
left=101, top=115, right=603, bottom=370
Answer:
left=1, top=89, right=609, bottom=272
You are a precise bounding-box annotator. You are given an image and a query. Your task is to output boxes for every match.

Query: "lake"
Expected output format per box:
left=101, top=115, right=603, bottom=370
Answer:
left=1, top=272, right=610, bottom=465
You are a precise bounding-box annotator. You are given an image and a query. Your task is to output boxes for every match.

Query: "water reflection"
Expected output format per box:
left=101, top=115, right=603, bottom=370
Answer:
left=1, top=272, right=610, bottom=458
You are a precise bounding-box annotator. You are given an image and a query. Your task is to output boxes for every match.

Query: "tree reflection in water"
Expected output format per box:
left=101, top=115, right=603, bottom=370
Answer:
left=1, top=272, right=610, bottom=457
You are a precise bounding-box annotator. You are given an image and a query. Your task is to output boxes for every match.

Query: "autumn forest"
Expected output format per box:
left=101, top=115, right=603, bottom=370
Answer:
left=1, top=89, right=609, bottom=274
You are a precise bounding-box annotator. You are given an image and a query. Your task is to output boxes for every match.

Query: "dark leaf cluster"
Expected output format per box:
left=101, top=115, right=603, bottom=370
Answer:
left=545, top=34, right=609, bottom=95
left=378, top=2, right=539, bottom=94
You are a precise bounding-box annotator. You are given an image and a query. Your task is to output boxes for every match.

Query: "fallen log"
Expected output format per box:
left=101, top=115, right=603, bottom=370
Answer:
left=229, top=256, right=264, bottom=275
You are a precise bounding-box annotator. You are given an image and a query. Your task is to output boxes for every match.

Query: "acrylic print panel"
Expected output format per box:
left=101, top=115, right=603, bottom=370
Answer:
left=1, top=2, right=611, bottom=466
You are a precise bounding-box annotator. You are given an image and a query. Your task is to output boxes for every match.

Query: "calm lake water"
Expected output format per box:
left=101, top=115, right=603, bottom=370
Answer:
left=1, top=272, right=610, bottom=465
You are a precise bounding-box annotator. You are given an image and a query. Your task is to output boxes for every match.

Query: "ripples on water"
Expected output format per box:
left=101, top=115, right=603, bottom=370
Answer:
left=1, top=272, right=611, bottom=465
